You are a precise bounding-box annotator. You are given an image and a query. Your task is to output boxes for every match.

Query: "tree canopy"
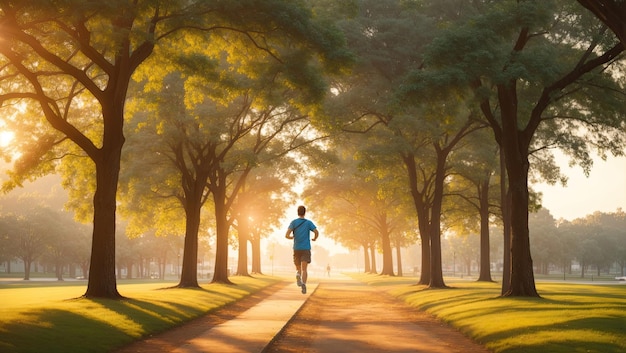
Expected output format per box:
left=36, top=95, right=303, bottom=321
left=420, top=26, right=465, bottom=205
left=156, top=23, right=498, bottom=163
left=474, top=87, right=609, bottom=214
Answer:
left=0, top=0, right=624, bottom=300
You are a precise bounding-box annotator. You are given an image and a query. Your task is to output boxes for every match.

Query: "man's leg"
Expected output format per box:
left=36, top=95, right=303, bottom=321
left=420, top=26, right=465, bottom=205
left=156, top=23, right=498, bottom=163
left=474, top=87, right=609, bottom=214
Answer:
left=301, top=261, right=308, bottom=285
left=294, top=252, right=303, bottom=286
left=300, top=261, right=308, bottom=294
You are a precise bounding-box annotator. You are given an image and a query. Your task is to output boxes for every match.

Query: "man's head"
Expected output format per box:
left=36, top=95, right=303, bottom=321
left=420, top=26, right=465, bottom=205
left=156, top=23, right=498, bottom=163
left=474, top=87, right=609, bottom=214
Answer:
left=297, top=205, right=306, bottom=216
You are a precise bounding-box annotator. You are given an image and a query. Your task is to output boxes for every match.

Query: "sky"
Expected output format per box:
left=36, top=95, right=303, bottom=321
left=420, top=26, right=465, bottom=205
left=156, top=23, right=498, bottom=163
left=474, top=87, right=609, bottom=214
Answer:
left=531, top=154, right=626, bottom=221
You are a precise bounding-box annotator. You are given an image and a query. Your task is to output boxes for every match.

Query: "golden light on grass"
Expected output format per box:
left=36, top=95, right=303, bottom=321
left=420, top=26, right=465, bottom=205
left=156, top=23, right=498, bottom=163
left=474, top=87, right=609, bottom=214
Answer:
left=352, top=274, right=626, bottom=353
left=0, top=276, right=279, bottom=353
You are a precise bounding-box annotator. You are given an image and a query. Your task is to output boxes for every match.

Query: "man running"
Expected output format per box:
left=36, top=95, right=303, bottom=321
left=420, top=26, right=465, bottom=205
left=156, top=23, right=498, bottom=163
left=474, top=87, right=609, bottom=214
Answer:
left=285, top=205, right=319, bottom=294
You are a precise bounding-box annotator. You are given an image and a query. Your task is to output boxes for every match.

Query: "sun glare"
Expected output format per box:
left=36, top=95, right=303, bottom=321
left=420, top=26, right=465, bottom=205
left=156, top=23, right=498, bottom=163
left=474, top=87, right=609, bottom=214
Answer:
left=0, top=130, right=14, bottom=147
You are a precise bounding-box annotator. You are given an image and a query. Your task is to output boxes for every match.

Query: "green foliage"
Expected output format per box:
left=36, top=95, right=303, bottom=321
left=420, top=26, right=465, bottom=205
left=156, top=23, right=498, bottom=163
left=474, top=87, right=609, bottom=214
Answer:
left=410, top=0, right=626, bottom=180
left=0, top=0, right=352, bottom=219
left=304, top=140, right=418, bottom=252
left=319, top=0, right=435, bottom=131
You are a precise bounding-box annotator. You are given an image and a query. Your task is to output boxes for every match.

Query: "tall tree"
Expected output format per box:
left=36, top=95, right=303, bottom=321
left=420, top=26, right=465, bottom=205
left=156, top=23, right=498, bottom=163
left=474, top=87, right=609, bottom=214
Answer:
left=0, top=0, right=350, bottom=297
left=318, top=0, right=431, bottom=284
left=412, top=0, right=626, bottom=296
left=447, top=129, right=502, bottom=282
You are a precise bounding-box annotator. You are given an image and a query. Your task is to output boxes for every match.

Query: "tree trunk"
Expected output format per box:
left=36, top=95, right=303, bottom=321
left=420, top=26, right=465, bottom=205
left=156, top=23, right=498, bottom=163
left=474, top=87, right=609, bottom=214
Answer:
left=500, top=148, right=512, bottom=294
left=495, top=77, right=539, bottom=297
left=362, top=243, right=371, bottom=273
left=139, top=257, right=145, bottom=278
left=84, top=103, right=125, bottom=298
left=369, top=244, right=377, bottom=274
left=379, top=222, right=394, bottom=276
left=500, top=125, right=538, bottom=296
left=504, top=171, right=538, bottom=297
left=428, top=148, right=447, bottom=289
left=581, top=261, right=586, bottom=278
left=178, top=203, right=200, bottom=287
left=84, top=146, right=124, bottom=299
left=235, top=230, right=250, bottom=276
left=211, top=187, right=233, bottom=284
left=23, top=258, right=31, bottom=280
left=418, top=230, right=431, bottom=285
left=395, top=244, right=403, bottom=277
left=250, top=233, right=262, bottom=274
left=159, top=257, right=165, bottom=280
left=477, top=178, right=494, bottom=282
left=126, top=260, right=133, bottom=279
left=403, top=153, right=431, bottom=285
left=56, top=260, right=64, bottom=281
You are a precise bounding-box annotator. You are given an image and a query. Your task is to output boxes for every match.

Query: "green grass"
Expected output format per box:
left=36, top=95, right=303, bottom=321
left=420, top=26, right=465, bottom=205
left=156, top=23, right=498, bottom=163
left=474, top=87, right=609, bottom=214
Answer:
left=0, top=276, right=280, bottom=353
left=350, top=274, right=626, bottom=353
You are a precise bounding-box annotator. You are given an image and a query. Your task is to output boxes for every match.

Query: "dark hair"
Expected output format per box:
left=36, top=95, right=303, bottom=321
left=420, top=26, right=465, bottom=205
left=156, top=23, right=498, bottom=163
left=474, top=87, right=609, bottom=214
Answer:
left=297, top=205, right=306, bottom=216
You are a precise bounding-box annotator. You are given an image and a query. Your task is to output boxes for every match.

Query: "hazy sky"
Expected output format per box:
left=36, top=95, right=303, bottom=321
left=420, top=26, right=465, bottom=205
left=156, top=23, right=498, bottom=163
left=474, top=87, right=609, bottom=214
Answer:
left=532, top=154, right=626, bottom=221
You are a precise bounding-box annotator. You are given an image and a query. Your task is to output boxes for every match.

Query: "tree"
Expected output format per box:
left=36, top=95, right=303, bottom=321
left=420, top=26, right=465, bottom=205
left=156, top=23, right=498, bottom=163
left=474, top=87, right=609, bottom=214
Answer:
left=596, top=209, right=626, bottom=275
left=125, top=63, right=328, bottom=285
left=447, top=136, right=501, bottom=282
left=231, top=167, right=293, bottom=276
left=0, top=0, right=177, bottom=297
left=528, top=208, right=559, bottom=275
left=569, top=210, right=626, bottom=275
left=2, top=203, right=62, bottom=280
left=414, top=0, right=626, bottom=296
left=304, top=142, right=417, bottom=276
left=0, top=216, right=17, bottom=272
left=577, top=0, right=626, bottom=46
left=0, top=0, right=350, bottom=297
left=446, top=232, right=480, bottom=277
left=40, top=210, right=84, bottom=281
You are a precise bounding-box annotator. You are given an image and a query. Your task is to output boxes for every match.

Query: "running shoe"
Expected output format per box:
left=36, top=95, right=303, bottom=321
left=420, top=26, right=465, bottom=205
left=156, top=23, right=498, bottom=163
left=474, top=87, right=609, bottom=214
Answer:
left=301, top=283, right=307, bottom=294
left=296, top=272, right=302, bottom=287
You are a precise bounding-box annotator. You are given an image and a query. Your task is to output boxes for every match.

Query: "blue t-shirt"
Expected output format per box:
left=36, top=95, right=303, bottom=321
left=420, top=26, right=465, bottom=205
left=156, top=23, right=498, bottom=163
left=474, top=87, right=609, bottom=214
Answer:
left=288, top=218, right=317, bottom=250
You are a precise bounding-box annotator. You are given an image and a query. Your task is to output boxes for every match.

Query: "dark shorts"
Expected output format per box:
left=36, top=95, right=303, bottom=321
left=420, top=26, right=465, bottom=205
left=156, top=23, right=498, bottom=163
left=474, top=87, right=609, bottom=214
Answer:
left=293, top=250, right=312, bottom=265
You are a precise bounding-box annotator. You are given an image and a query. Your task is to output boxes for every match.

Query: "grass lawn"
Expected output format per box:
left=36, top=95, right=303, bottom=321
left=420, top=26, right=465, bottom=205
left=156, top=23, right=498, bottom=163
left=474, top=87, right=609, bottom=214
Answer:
left=352, top=274, right=626, bottom=353
left=0, top=275, right=280, bottom=353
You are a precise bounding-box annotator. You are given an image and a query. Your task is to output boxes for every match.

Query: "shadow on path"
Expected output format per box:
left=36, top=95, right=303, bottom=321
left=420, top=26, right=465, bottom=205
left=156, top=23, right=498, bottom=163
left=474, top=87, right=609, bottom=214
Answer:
left=265, top=274, right=492, bottom=353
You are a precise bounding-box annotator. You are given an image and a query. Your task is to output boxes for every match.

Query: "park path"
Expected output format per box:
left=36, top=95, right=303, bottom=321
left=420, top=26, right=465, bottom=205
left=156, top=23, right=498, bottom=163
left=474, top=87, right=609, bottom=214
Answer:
left=264, top=274, right=492, bottom=353
left=115, top=274, right=491, bottom=353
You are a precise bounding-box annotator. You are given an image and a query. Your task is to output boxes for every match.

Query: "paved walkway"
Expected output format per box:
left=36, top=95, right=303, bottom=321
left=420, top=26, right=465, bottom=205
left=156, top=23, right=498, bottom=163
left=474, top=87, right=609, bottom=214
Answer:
left=265, top=275, right=491, bottom=353
left=171, top=282, right=317, bottom=353
left=115, top=280, right=316, bottom=353
left=118, top=275, right=491, bottom=352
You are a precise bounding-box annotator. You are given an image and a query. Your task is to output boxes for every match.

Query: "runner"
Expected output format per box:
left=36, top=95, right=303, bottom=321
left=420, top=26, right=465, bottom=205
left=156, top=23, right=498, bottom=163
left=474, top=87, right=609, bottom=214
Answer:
left=285, top=205, right=319, bottom=294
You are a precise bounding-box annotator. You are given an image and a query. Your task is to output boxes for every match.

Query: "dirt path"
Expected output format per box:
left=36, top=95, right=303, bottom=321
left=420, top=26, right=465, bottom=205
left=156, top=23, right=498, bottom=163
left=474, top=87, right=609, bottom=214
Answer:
left=264, top=277, right=492, bottom=353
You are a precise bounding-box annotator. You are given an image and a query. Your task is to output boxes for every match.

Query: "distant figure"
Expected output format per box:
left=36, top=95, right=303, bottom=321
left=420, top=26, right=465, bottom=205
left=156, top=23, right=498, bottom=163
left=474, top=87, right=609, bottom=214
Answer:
left=285, top=205, right=319, bottom=294
left=326, top=264, right=331, bottom=277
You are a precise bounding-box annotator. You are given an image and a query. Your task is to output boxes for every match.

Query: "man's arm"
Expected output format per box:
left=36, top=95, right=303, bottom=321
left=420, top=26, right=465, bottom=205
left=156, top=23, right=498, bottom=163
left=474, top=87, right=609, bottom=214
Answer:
left=312, top=229, right=319, bottom=241
left=285, top=228, right=294, bottom=239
